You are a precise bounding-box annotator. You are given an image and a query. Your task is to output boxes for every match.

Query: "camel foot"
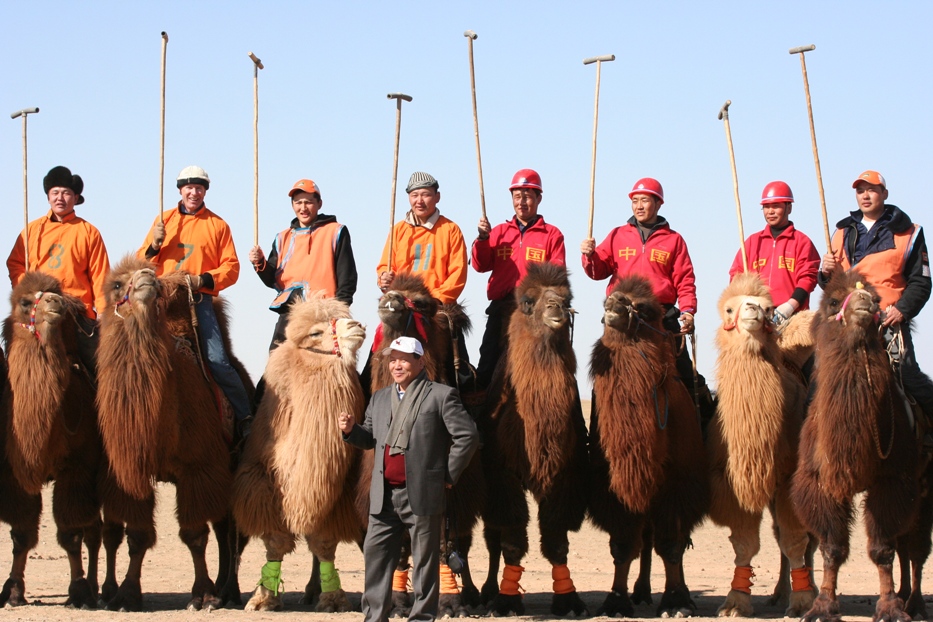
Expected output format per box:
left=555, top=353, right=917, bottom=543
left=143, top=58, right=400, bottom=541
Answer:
left=657, top=586, right=696, bottom=618
left=300, top=576, right=320, bottom=606
left=0, top=578, right=28, bottom=607
left=800, top=593, right=842, bottom=622
left=874, top=593, right=911, bottom=622
left=480, top=578, right=499, bottom=606
left=768, top=582, right=789, bottom=608
left=460, top=582, right=481, bottom=609
left=905, top=591, right=928, bottom=620
left=716, top=589, right=754, bottom=617
left=389, top=589, right=411, bottom=617
left=100, top=577, right=118, bottom=607
left=107, top=580, right=143, bottom=612
left=218, top=576, right=242, bottom=607
left=438, top=592, right=470, bottom=617
left=316, top=589, right=353, bottom=613
left=491, top=593, right=525, bottom=616
left=786, top=588, right=818, bottom=618
left=597, top=590, right=635, bottom=617
left=552, top=590, right=589, bottom=617
left=65, top=577, right=98, bottom=609
left=632, top=574, right=654, bottom=605
left=244, top=585, right=282, bottom=612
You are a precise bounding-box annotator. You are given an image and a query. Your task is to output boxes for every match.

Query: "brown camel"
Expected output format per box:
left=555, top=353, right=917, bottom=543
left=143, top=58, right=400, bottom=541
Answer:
left=588, top=276, right=709, bottom=616
left=707, top=272, right=814, bottom=617
left=232, top=294, right=368, bottom=612
left=95, top=257, right=252, bottom=611
left=1, top=272, right=114, bottom=608
left=362, top=272, right=485, bottom=616
left=480, top=262, right=589, bottom=617
left=792, top=272, right=933, bottom=622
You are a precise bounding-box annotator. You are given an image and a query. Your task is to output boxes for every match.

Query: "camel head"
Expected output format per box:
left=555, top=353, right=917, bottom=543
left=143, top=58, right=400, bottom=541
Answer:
left=716, top=273, right=775, bottom=349
left=815, top=271, right=882, bottom=345
left=285, top=293, right=366, bottom=366
left=104, top=256, right=162, bottom=319
left=603, top=275, right=663, bottom=339
left=378, top=272, right=438, bottom=340
left=5, top=272, right=80, bottom=345
left=515, top=262, right=574, bottom=335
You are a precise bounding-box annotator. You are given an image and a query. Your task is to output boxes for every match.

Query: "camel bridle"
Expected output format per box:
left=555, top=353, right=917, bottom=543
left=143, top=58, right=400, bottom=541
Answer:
left=19, top=290, right=44, bottom=342
left=113, top=268, right=157, bottom=319
left=303, top=318, right=342, bottom=358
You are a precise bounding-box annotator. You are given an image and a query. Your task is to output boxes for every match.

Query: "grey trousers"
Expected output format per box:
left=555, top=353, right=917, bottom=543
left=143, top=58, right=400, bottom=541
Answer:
left=362, top=484, right=442, bottom=622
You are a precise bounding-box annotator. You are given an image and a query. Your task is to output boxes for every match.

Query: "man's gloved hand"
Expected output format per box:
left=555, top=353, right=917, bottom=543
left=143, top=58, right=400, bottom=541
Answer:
left=188, top=274, right=203, bottom=291
left=150, top=222, right=166, bottom=252
left=773, top=300, right=798, bottom=328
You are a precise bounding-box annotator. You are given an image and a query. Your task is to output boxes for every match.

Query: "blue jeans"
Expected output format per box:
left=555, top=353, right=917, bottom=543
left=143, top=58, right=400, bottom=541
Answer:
left=195, top=295, right=252, bottom=422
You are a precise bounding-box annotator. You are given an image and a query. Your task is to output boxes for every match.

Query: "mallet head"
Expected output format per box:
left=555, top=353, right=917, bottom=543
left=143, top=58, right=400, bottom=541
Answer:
left=718, top=100, right=731, bottom=121
left=584, top=54, right=616, bottom=65
left=387, top=93, right=413, bottom=103
left=789, top=44, right=816, bottom=55
left=161, top=31, right=168, bottom=42
left=10, top=107, right=39, bottom=120
left=248, top=51, right=264, bottom=70
left=464, top=30, right=478, bottom=40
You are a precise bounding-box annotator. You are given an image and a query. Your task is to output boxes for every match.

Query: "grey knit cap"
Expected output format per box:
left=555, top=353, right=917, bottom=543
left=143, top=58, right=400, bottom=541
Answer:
left=405, top=171, right=439, bottom=193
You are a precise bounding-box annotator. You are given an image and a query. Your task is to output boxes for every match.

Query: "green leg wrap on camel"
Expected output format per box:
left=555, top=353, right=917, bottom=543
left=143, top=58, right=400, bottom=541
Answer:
left=320, top=561, right=342, bottom=592
left=259, top=560, right=283, bottom=595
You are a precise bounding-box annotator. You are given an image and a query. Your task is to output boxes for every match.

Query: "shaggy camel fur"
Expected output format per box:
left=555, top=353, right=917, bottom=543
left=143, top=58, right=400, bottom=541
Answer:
left=2, top=272, right=113, bottom=608
left=96, top=257, right=253, bottom=611
left=361, top=272, right=485, bottom=617
left=232, top=295, right=368, bottom=612
left=588, top=276, right=709, bottom=617
left=792, top=272, right=933, bottom=622
left=707, top=272, right=814, bottom=617
left=480, top=262, right=589, bottom=617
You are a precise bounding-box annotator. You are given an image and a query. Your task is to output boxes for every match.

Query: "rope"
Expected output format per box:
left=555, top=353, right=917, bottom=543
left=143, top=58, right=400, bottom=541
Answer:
left=186, top=275, right=211, bottom=384
left=864, top=348, right=895, bottom=460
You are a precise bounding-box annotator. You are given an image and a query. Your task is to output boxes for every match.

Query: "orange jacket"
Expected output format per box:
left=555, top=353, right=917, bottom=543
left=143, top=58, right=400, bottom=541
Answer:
left=7, top=210, right=111, bottom=319
left=137, top=203, right=239, bottom=295
left=376, top=212, right=467, bottom=304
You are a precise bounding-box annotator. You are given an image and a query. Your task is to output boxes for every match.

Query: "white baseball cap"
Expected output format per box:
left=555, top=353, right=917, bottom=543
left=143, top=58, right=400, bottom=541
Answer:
left=382, top=336, right=424, bottom=357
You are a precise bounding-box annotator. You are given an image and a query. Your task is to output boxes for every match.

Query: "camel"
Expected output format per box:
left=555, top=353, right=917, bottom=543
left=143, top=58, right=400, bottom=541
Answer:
left=1, top=272, right=114, bottom=608
left=232, top=294, right=368, bottom=612
left=363, top=272, right=485, bottom=616
left=791, top=272, right=933, bottom=622
left=588, top=276, right=709, bottom=617
left=95, top=257, right=253, bottom=611
left=480, top=262, right=589, bottom=617
left=707, top=272, right=815, bottom=617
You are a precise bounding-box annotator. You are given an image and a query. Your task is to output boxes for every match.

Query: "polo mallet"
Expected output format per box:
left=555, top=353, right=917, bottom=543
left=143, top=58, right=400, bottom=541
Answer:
left=718, top=100, right=748, bottom=273
left=159, top=32, right=168, bottom=224
left=583, top=54, right=615, bottom=239
left=789, top=44, right=832, bottom=253
left=386, top=93, right=413, bottom=269
left=463, top=30, right=486, bottom=220
left=249, top=51, right=264, bottom=247
left=11, top=107, right=39, bottom=265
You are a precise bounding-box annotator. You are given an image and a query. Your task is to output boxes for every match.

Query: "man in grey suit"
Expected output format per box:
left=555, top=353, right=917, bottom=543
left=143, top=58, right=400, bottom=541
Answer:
left=338, top=336, right=479, bottom=622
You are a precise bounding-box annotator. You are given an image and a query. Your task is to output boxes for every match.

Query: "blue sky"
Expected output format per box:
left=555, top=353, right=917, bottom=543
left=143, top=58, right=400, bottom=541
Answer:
left=3, top=1, right=931, bottom=386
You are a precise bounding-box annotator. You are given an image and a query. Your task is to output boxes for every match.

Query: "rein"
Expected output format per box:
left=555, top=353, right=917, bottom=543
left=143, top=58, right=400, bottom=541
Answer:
left=636, top=348, right=670, bottom=430
left=19, top=291, right=43, bottom=342
left=863, top=346, right=895, bottom=460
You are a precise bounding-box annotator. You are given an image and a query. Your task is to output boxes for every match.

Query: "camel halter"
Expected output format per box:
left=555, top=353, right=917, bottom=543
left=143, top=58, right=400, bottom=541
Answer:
left=722, top=301, right=772, bottom=333
left=304, top=318, right=343, bottom=358
left=19, top=291, right=44, bottom=342
left=834, top=282, right=879, bottom=326
left=372, top=293, right=428, bottom=353
left=113, top=268, right=157, bottom=319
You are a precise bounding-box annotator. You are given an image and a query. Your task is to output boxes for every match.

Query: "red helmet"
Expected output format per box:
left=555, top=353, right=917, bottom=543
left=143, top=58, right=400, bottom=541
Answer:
left=628, top=178, right=664, bottom=205
left=760, top=181, right=794, bottom=205
left=509, top=169, right=542, bottom=192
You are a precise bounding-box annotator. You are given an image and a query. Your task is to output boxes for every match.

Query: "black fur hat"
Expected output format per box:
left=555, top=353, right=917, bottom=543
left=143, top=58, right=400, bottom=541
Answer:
left=43, top=166, right=85, bottom=205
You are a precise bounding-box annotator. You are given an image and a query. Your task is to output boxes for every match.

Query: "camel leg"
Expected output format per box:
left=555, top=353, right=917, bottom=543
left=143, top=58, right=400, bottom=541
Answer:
left=306, top=533, right=353, bottom=613
left=212, top=514, right=245, bottom=607
left=900, top=460, right=933, bottom=620
left=631, top=523, right=654, bottom=605
left=108, top=522, right=156, bottom=612
left=389, top=531, right=413, bottom=617
left=83, top=518, right=103, bottom=598
left=480, top=524, right=502, bottom=606
left=244, top=530, right=294, bottom=612
left=451, top=530, right=478, bottom=610
left=178, top=523, right=220, bottom=611
left=654, top=523, right=697, bottom=617
left=773, top=485, right=817, bottom=617
left=597, top=520, right=645, bottom=618
left=0, top=487, right=41, bottom=608
left=716, top=509, right=761, bottom=617
left=302, top=554, right=321, bottom=606
left=52, top=470, right=103, bottom=610
left=864, top=477, right=917, bottom=622
left=99, top=518, right=124, bottom=606
left=538, top=496, right=588, bottom=617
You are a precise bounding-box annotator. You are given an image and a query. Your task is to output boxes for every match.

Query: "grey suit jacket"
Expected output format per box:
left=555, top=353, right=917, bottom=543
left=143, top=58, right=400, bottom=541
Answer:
left=345, top=380, right=479, bottom=516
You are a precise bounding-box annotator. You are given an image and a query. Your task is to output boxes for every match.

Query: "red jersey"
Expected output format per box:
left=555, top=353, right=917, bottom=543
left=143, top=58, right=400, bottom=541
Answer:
left=471, top=215, right=566, bottom=301
left=583, top=219, right=697, bottom=313
left=729, top=223, right=820, bottom=309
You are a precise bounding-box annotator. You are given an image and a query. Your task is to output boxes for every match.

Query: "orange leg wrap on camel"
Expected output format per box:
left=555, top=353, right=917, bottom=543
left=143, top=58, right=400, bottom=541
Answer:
left=731, top=565, right=755, bottom=594
left=791, top=566, right=813, bottom=592
left=552, top=563, right=576, bottom=594
left=499, top=564, right=524, bottom=596
left=392, top=569, right=409, bottom=592
left=439, top=564, right=460, bottom=595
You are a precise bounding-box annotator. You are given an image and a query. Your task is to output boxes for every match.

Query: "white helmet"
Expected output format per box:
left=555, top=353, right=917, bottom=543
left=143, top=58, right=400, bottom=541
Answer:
left=176, top=165, right=210, bottom=190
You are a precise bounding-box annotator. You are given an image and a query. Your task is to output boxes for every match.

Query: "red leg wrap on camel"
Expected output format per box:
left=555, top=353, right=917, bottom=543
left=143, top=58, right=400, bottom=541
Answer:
left=392, top=569, right=409, bottom=592
left=552, top=563, right=576, bottom=595
left=790, top=567, right=813, bottom=592
left=439, top=564, right=460, bottom=595
left=731, top=565, right=755, bottom=594
left=499, top=564, right=524, bottom=596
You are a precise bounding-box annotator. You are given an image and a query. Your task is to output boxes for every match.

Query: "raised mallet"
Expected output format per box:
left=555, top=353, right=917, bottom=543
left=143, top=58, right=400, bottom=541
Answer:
left=386, top=93, right=413, bottom=268
left=789, top=44, right=831, bottom=252
left=249, top=51, right=264, bottom=247
left=583, top=54, right=615, bottom=239
left=718, top=100, right=748, bottom=273
left=159, top=32, right=168, bottom=224
left=11, top=107, right=40, bottom=265
left=464, top=30, right=486, bottom=220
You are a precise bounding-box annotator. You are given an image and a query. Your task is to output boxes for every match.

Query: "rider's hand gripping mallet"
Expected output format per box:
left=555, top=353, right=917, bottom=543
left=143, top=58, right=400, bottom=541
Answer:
left=583, top=54, right=615, bottom=239
left=718, top=100, right=748, bottom=273
left=159, top=32, right=168, bottom=224
left=464, top=30, right=486, bottom=220
left=249, top=52, right=264, bottom=247
left=789, top=44, right=832, bottom=253
left=386, top=93, right=413, bottom=269
left=11, top=107, right=39, bottom=266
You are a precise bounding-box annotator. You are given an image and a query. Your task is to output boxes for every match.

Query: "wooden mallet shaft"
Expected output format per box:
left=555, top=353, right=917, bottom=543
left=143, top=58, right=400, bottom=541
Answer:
left=718, top=100, right=748, bottom=273
left=386, top=93, right=413, bottom=269
left=464, top=30, right=487, bottom=220
left=159, top=32, right=168, bottom=224
left=249, top=51, right=264, bottom=247
left=11, top=107, right=39, bottom=266
left=584, top=54, right=615, bottom=239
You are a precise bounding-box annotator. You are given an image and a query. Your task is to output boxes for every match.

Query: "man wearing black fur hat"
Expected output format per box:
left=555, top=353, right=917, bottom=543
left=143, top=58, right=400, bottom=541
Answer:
left=7, top=165, right=111, bottom=376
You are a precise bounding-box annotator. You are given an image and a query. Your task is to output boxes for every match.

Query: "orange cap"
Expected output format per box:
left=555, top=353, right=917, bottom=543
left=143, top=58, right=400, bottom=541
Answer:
left=289, top=179, right=321, bottom=197
left=852, top=170, right=886, bottom=189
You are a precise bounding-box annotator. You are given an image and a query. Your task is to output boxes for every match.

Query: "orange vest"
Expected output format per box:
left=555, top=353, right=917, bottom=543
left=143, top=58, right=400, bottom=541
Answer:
left=833, top=224, right=921, bottom=309
left=270, top=221, right=341, bottom=309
